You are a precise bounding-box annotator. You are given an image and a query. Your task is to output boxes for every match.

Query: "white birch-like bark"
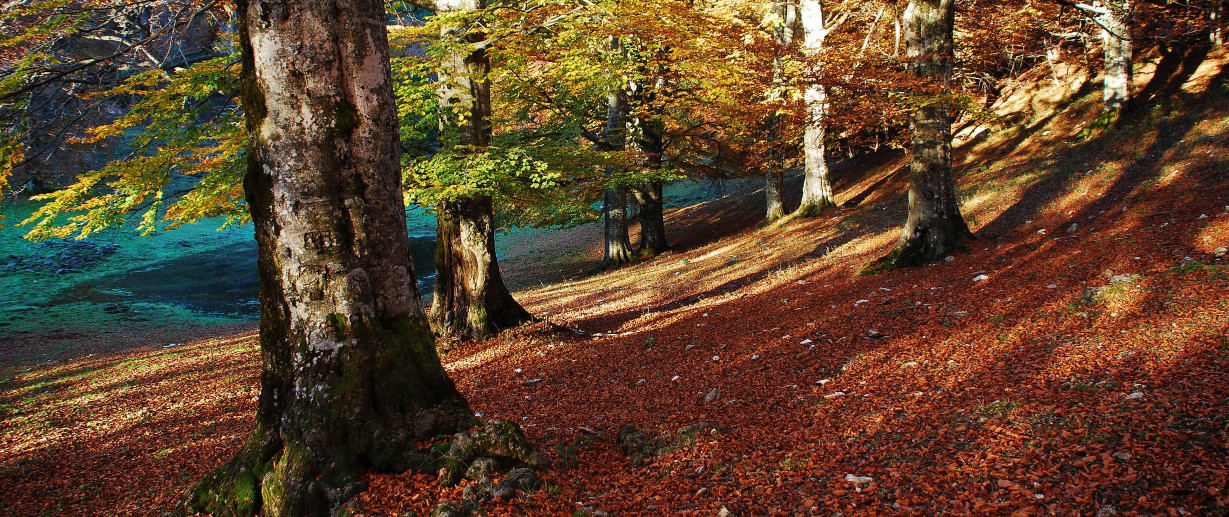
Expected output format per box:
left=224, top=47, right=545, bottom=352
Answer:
left=798, top=0, right=844, bottom=215
left=1096, top=0, right=1133, bottom=111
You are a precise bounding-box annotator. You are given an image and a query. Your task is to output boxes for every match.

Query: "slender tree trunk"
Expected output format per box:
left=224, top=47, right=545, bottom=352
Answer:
left=764, top=0, right=795, bottom=223
left=1213, top=0, right=1224, bottom=46
left=1098, top=0, right=1134, bottom=112
left=764, top=168, right=786, bottom=221
left=431, top=0, right=532, bottom=339
left=874, top=0, right=973, bottom=270
left=797, top=0, right=839, bottom=216
left=177, top=0, right=474, bottom=513
left=602, top=82, right=635, bottom=267
left=431, top=195, right=532, bottom=340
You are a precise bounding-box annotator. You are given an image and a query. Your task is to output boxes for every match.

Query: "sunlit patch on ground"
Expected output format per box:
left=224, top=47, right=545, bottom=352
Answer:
left=3, top=50, right=1229, bottom=516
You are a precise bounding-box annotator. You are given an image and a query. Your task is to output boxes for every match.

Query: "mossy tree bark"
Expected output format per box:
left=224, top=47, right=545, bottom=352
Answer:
left=602, top=83, right=635, bottom=268
left=764, top=168, right=786, bottom=222
left=431, top=195, right=532, bottom=340
left=631, top=181, right=668, bottom=256
left=796, top=0, right=843, bottom=217
left=176, top=0, right=475, bottom=514
left=625, top=77, right=669, bottom=257
left=430, top=0, right=532, bottom=340
left=604, top=185, right=635, bottom=267
left=764, top=0, right=796, bottom=223
left=875, top=0, right=973, bottom=270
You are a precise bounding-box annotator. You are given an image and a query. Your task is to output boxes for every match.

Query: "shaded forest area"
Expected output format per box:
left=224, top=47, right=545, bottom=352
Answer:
left=2, top=0, right=1229, bottom=516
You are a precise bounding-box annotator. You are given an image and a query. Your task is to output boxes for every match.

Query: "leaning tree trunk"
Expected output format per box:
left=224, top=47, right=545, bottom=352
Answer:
left=602, top=84, right=635, bottom=268
left=874, top=0, right=973, bottom=270
left=1098, top=0, right=1134, bottom=112
left=431, top=195, right=532, bottom=340
left=177, top=0, right=476, bottom=514
left=431, top=0, right=532, bottom=339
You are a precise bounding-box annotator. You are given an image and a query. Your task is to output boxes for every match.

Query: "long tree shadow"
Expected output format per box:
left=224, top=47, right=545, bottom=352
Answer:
left=570, top=230, right=868, bottom=334
left=1136, top=40, right=1213, bottom=105
left=979, top=56, right=1227, bottom=240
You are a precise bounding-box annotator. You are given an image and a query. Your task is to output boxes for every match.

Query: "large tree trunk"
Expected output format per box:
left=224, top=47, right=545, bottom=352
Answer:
left=431, top=0, right=532, bottom=339
left=797, top=0, right=839, bottom=217
left=431, top=195, right=532, bottom=340
left=798, top=97, right=835, bottom=217
left=177, top=0, right=474, bottom=514
left=1097, top=0, right=1134, bottom=112
left=604, top=185, right=635, bottom=267
left=874, top=0, right=973, bottom=270
left=631, top=181, right=668, bottom=256
left=602, top=84, right=635, bottom=268
left=625, top=77, right=669, bottom=256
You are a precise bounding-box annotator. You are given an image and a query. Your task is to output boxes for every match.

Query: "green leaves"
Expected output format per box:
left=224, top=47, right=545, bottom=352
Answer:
left=404, top=146, right=549, bottom=205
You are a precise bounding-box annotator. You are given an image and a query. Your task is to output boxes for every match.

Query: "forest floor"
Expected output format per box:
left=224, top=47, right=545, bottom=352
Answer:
left=3, top=48, right=1229, bottom=516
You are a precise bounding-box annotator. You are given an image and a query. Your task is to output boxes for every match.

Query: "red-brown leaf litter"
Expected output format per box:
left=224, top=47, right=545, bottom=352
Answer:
left=3, top=51, right=1229, bottom=516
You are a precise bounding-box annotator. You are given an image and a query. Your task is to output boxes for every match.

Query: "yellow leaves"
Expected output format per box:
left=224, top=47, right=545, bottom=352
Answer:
left=17, top=53, right=246, bottom=241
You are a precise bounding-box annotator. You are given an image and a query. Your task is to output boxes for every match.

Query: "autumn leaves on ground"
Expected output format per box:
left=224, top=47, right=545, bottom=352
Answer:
left=4, top=51, right=1229, bottom=516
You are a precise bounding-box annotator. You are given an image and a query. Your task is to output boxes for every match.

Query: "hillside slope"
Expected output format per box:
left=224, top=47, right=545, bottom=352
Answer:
left=1, top=49, right=1227, bottom=516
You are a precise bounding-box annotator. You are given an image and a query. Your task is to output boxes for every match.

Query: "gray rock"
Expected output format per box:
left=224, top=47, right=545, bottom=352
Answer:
left=1066, top=223, right=1079, bottom=234
left=1214, top=246, right=1227, bottom=259
left=464, top=457, right=499, bottom=481
left=429, top=501, right=474, bottom=517
left=618, top=425, right=650, bottom=457
left=500, top=468, right=542, bottom=493
left=704, top=388, right=720, bottom=404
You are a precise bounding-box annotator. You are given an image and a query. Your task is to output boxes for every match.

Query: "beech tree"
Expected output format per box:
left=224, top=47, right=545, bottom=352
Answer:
left=763, top=0, right=796, bottom=223
left=625, top=66, right=670, bottom=257
left=176, top=0, right=542, bottom=513
left=601, top=84, right=637, bottom=267
left=796, top=0, right=849, bottom=216
left=417, top=1, right=534, bottom=340
left=872, top=0, right=973, bottom=270
left=1086, top=0, right=1135, bottom=112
